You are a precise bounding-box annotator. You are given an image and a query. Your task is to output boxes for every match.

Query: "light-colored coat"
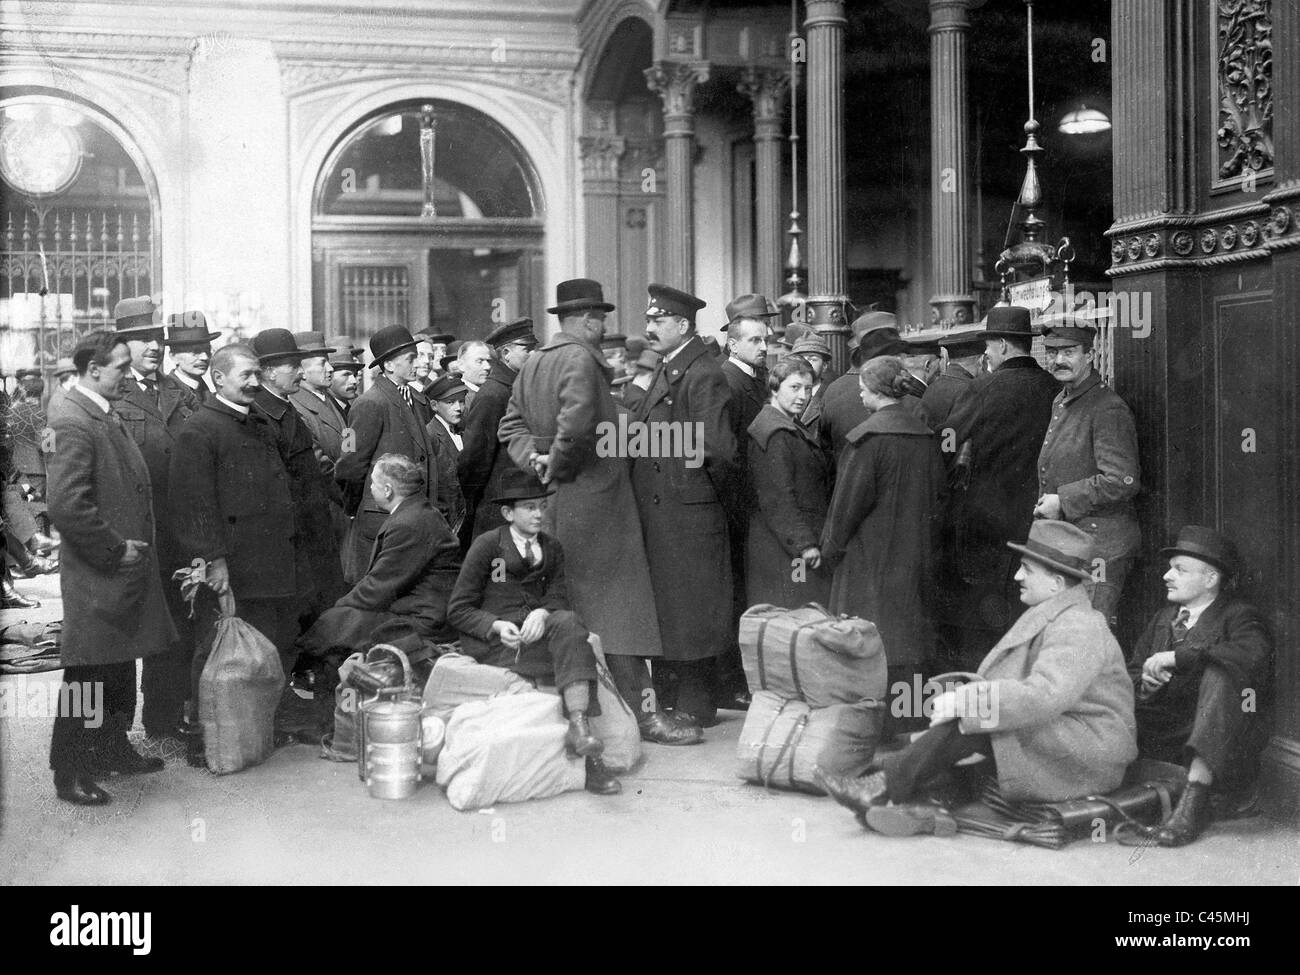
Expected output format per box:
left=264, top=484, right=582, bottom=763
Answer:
left=956, top=584, right=1137, bottom=802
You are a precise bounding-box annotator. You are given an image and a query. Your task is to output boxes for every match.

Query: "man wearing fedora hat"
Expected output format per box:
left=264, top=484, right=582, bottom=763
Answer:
left=499, top=279, right=698, bottom=745
left=335, top=325, right=438, bottom=583
left=110, top=297, right=203, bottom=742
left=940, top=306, right=1060, bottom=666
left=326, top=339, right=362, bottom=420
left=166, top=311, right=220, bottom=404
left=459, top=317, right=538, bottom=543
left=1033, top=319, right=1141, bottom=626
left=290, top=332, right=346, bottom=474
left=818, top=520, right=1137, bottom=835
left=1127, top=526, right=1273, bottom=846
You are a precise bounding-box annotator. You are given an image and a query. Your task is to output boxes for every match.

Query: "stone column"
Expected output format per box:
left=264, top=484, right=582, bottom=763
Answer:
left=929, top=0, right=976, bottom=327
left=739, top=67, right=791, bottom=302
left=645, top=60, right=710, bottom=290
left=802, top=0, right=850, bottom=371
left=579, top=125, right=626, bottom=298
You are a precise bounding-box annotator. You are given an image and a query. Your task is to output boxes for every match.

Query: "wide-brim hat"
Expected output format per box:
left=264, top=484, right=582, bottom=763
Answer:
left=1006, top=520, right=1095, bottom=581
left=292, top=331, right=337, bottom=356
left=53, top=357, right=77, bottom=378
left=489, top=466, right=555, bottom=506
left=548, top=278, right=615, bottom=315
left=722, top=293, right=778, bottom=330
left=113, top=296, right=164, bottom=338
left=251, top=328, right=304, bottom=365
left=981, top=304, right=1036, bottom=339
left=1160, top=525, right=1240, bottom=579
left=427, top=375, right=469, bottom=402
left=165, top=311, right=221, bottom=347
left=485, top=317, right=538, bottom=349
left=369, top=325, right=420, bottom=368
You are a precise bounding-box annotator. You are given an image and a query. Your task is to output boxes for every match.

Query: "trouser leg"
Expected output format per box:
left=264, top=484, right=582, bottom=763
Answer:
left=1185, top=662, right=1266, bottom=792
left=141, top=564, right=194, bottom=735
left=49, top=660, right=137, bottom=771
left=881, top=721, right=991, bottom=804
left=1090, top=556, right=1133, bottom=629
left=667, top=659, right=715, bottom=725
left=606, top=654, right=656, bottom=718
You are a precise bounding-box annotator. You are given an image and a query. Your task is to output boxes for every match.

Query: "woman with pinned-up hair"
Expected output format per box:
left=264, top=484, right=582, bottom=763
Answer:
left=820, top=356, right=946, bottom=731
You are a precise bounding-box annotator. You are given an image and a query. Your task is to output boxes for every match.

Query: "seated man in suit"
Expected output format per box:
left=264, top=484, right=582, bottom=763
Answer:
left=1129, top=526, right=1273, bottom=847
left=447, top=468, right=620, bottom=795
left=302, top=452, right=461, bottom=656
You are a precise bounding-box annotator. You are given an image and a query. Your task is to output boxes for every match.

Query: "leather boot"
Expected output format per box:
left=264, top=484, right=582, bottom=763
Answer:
left=864, top=802, right=959, bottom=838
left=54, top=770, right=111, bottom=806
left=2, top=573, right=39, bottom=609
left=91, top=716, right=164, bottom=775
left=1156, top=780, right=1214, bottom=847
left=564, top=712, right=603, bottom=758
left=585, top=755, right=622, bottom=795
left=814, top=767, right=888, bottom=814
left=638, top=710, right=703, bottom=746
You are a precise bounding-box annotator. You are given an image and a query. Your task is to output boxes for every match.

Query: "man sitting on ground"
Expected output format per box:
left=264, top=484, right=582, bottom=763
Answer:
left=1128, top=525, right=1272, bottom=846
left=447, top=468, right=621, bottom=795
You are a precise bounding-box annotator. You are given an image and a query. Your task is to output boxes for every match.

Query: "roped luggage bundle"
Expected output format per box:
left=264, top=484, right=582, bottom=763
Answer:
left=736, top=691, right=884, bottom=794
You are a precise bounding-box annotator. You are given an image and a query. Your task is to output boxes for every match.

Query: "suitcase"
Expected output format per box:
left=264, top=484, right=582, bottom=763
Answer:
left=736, top=690, right=884, bottom=794
left=738, top=603, right=887, bottom=708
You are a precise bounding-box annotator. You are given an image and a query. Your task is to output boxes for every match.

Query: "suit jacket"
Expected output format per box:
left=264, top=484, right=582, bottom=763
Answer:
left=448, top=526, right=571, bottom=660
left=45, top=388, right=175, bottom=666
left=955, top=584, right=1137, bottom=802
left=426, top=414, right=467, bottom=532
left=291, top=385, right=347, bottom=473
left=169, top=398, right=299, bottom=599
left=458, top=358, right=519, bottom=535
left=169, top=369, right=211, bottom=404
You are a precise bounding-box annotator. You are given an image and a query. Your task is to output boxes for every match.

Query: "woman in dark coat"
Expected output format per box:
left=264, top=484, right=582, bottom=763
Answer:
left=821, top=357, right=945, bottom=691
left=746, top=356, right=831, bottom=608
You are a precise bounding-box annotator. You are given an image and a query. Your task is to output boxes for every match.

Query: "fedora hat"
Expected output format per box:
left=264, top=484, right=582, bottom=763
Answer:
left=250, top=328, right=304, bottom=366
left=849, top=310, right=898, bottom=344
left=489, top=466, right=555, bottom=506
left=327, top=336, right=363, bottom=370
left=599, top=333, right=627, bottom=351
left=292, top=331, right=337, bottom=356
left=548, top=278, right=615, bottom=316
left=790, top=333, right=832, bottom=360
left=1006, top=520, right=1095, bottom=581
left=854, top=327, right=910, bottom=364
left=778, top=322, right=814, bottom=349
left=980, top=304, right=1036, bottom=339
left=1161, top=525, right=1240, bottom=579
left=165, top=311, right=221, bottom=347
left=722, top=293, right=778, bottom=330
left=369, top=325, right=420, bottom=368
left=113, top=296, right=164, bottom=338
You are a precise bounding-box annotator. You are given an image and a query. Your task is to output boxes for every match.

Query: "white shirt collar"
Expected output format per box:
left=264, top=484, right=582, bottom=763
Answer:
left=508, top=526, right=541, bottom=561
left=215, top=393, right=250, bottom=415
left=172, top=370, right=200, bottom=390
left=1178, top=597, right=1215, bottom=630
left=130, top=367, right=156, bottom=385
left=463, top=379, right=481, bottom=392
left=302, top=384, right=327, bottom=402
left=728, top=356, right=756, bottom=377
left=664, top=340, right=689, bottom=362
left=74, top=383, right=112, bottom=413
left=436, top=414, right=463, bottom=446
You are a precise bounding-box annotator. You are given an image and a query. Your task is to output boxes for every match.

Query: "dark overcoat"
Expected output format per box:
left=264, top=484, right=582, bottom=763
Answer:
left=920, top=362, right=974, bottom=433
left=291, top=386, right=348, bottom=474
left=46, top=389, right=175, bottom=666
left=499, top=331, right=663, bottom=658
left=820, top=404, right=944, bottom=667
left=630, top=335, right=737, bottom=661
left=745, top=404, right=831, bottom=608
left=334, top=374, right=437, bottom=574
left=819, top=369, right=868, bottom=459
left=459, top=358, right=520, bottom=537
left=169, top=398, right=299, bottom=599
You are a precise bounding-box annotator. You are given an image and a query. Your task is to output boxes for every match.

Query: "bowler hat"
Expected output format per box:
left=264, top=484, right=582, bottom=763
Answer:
left=165, top=311, right=221, bottom=346
left=646, top=283, right=706, bottom=325
left=427, top=375, right=468, bottom=402
left=113, top=296, right=164, bottom=338
left=489, top=466, right=554, bottom=506
left=438, top=339, right=465, bottom=373
left=722, top=293, right=778, bottom=330
left=1161, top=525, right=1240, bottom=579
left=292, top=331, right=337, bottom=356
left=53, top=357, right=77, bottom=378
left=1006, top=520, right=1095, bottom=581
left=251, top=328, right=304, bottom=365
left=1041, top=318, right=1097, bottom=349
left=369, top=325, right=420, bottom=368
left=980, top=304, right=1036, bottom=339
left=548, top=278, right=615, bottom=316
left=790, top=334, right=832, bottom=360
left=485, top=317, right=537, bottom=349
left=938, top=328, right=987, bottom=358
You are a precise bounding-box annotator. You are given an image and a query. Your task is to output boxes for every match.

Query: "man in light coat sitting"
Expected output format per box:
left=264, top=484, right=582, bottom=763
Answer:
left=818, top=520, right=1137, bottom=836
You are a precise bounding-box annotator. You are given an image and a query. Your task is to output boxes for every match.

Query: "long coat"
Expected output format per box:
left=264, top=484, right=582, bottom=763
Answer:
left=169, top=399, right=299, bottom=600
left=291, top=385, right=353, bottom=569
left=1036, top=371, right=1141, bottom=563
left=746, top=404, right=831, bottom=608
left=630, top=335, right=737, bottom=661
left=820, top=404, right=944, bottom=667
left=45, top=389, right=175, bottom=666
left=954, top=584, right=1138, bottom=802
left=459, top=358, right=520, bottom=538
left=819, top=369, right=868, bottom=459
left=499, top=331, right=663, bottom=658
left=334, top=374, right=437, bottom=576
left=427, top=415, right=467, bottom=534
left=721, top=359, right=766, bottom=620
left=920, top=361, right=974, bottom=433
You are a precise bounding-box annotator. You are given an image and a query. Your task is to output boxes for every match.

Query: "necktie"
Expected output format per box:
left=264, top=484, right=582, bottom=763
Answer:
left=1171, top=607, right=1191, bottom=644
left=523, top=540, right=538, bottom=569
left=141, top=377, right=159, bottom=405
left=399, top=385, right=414, bottom=411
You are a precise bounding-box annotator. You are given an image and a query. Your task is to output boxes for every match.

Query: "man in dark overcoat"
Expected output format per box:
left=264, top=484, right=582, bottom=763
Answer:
left=110, top=297, right=199, bottom=741
left=165, top=311, right=219, bottom=403
left=631, top=284, right=738, bottom=730
left=46, top=330, right=175, bottom=805
left=334, top=326, right=437, bottom=581
left=921, top=329, right=983, bottom=433
left=818, top=311, right=910, bottom=460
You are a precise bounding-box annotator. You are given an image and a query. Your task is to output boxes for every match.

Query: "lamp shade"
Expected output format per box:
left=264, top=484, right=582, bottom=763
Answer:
left=1058, top=105, right=1111, bottom=135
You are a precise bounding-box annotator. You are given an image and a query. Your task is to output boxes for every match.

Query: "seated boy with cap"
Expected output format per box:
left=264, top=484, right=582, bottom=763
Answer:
left=447, top=468, right=621, bottom=795
left=1127, top=526, right=1273, bottom=846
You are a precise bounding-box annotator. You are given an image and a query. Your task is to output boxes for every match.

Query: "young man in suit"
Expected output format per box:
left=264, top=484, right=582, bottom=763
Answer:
left=447, top=468, right=621, bottom=795
left=425, top=375, right=468, bottom=535
left=1129, top=526, right=1273, bottom=846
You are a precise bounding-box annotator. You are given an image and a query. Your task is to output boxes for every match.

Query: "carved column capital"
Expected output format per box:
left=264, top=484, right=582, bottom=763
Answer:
left=738, top=66, right=791, bottom=141
left=927, top=0, right=973, bottom=34
left=579, top=135, right=627, bottom=183
left=644, top=60, right=711, bottom=136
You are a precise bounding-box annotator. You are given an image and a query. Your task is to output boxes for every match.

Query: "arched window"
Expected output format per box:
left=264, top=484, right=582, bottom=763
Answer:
left=312, top=100, right=544, bottom=341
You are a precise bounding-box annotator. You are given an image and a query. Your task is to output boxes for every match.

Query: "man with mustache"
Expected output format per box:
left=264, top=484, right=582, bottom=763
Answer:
left=1033, top=320, right=1140, bottom=627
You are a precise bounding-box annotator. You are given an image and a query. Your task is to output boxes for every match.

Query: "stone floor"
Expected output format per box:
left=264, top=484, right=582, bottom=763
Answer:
left=3, top=571, right=1298, bottom=885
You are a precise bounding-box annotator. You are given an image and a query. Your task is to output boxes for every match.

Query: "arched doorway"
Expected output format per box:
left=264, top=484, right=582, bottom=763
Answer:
left=312, top=99, right=545, bottom=342
left=0, top=90, right=159, bottom=376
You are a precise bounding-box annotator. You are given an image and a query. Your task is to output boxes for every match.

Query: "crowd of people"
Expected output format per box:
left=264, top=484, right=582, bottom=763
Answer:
left=3, top=276, right=1274, bottom=849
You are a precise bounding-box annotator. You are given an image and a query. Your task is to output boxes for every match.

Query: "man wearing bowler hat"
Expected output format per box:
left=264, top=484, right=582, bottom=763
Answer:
left=1127, top=526, right=1273, bottom=846
left=1033, top=318, right=1140, bottom=627
left=335, top=325, right=438, bottom=582
left=632, top=283, right=738, bottom=730
left=499, top=279, right=698, bottom=745
left=166, top=311, right=220, bottom=404
left=459, top=317, right=538, bottom=543
left=940, top=306, right=1060, bottom=666
left=111, top=297, right=202, bottom=743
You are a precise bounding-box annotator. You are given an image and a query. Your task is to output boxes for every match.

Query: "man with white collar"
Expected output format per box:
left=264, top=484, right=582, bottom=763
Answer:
left=425, top=374, right=469, bottom=535
left=455, top=340, right=493, bottom=409
left=165, top=312, right=219, bottom=403
left=290, top=331, right=346, bottom=474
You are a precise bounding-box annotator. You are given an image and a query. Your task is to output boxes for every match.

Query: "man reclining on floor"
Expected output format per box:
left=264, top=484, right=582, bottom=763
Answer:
left=447, top=467, right=621, bottom=796
left=817, top=520, right=1138, bottom=836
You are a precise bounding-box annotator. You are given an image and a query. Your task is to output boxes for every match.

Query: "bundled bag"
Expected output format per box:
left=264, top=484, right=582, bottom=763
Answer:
left=738, top=603, right=887, bottom=708
left=436, top=692, right=586, bottom=811
left=200, top=596, right=285, bottom=774
left=737, top=690, right=883, bottom=794
left=422, top=652, right=534, bottom=723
